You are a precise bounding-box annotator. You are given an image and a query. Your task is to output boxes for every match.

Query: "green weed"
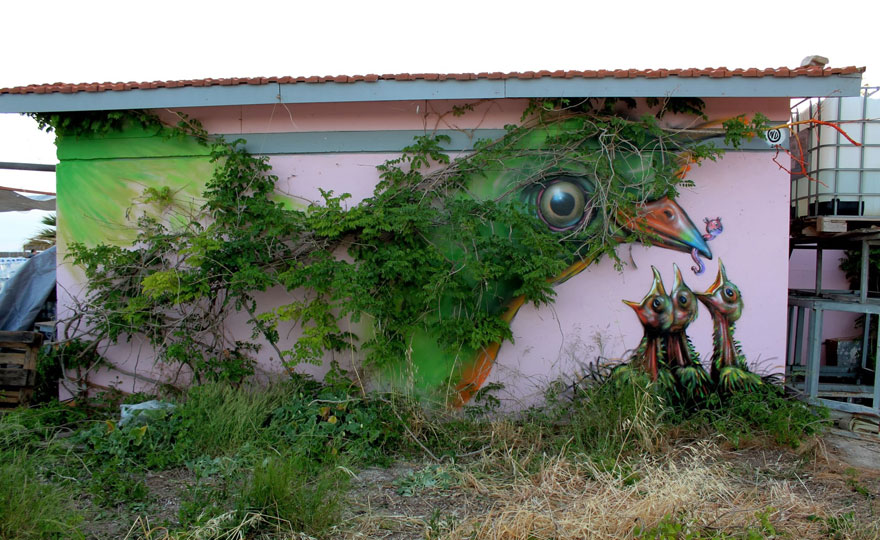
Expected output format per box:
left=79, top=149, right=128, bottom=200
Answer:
left=424, top=508, right=460, bottom=540
left=88, top=458, right=149, bottom=506
left=809, top=512, right=859, bottom=539
left=635, top=507, right=779, bottom=539
left=0, top=452, right=84, bottom=539
left=174, top=380, right=298, bottom=457
left=177, top=455, right=242, bottom=527
left=0, top=401, right=88, bottom=453
left=845, top=467, right=874, bottom=500
left=236, top=455, right=347, bottom=536
left=565, top=376, right=666, bottom=464
left=394, top=464, right=457, bottom=496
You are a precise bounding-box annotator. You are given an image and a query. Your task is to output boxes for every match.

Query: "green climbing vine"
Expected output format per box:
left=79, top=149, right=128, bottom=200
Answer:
left=33, top=100, right=768, bottom=387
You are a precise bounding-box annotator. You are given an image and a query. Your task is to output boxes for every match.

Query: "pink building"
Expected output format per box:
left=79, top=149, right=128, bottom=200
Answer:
left=0, top=67, right=865, bottom=406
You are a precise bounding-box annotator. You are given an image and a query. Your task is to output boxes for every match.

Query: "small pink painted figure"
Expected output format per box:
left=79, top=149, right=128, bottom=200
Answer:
left=691, top=217, right=723, bottom=275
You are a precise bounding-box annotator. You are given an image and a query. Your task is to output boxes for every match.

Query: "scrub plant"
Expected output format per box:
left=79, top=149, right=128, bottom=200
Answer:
left=678, top=381, right=829, bottom=448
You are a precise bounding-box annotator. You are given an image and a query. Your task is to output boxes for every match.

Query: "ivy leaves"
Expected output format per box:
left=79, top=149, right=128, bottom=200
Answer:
left=29, top=110, right=165, bottom=139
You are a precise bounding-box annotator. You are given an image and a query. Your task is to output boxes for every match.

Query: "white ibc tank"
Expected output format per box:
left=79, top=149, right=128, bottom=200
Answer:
left=791, top=88, right=880, bottom=218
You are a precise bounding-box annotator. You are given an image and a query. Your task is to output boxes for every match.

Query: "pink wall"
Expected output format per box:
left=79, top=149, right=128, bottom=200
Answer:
left=61, top=97, right=794, bottom=403
left=155, top=97, right=790, bottom=136
left=156, top=100, right=530, bottom=134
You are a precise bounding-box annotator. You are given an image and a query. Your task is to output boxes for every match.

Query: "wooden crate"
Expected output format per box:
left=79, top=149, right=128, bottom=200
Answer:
left=0, top=331, right=44, bottom=408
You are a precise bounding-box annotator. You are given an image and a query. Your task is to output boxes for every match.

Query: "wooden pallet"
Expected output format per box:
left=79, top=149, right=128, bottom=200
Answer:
left=0, top=331, right=43, bottom=408
left=792, top=216, right=880, bottom=236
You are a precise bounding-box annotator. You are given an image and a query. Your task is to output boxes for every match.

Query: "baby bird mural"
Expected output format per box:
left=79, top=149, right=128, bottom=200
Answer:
left=665, top=264, right=711, bottom=400
left=623, top=267, right=674, bottom=383
left=621, top=261, right=762, bottom=402
left=695, top=260, right=761, bottom=392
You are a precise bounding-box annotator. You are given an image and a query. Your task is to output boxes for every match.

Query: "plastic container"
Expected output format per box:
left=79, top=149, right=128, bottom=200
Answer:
left=791, top=87, right=880, bottom=218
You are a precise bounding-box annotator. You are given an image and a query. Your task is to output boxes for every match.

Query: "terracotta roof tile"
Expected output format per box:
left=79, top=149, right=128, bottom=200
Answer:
left=0, top=66, right=865, bottom=96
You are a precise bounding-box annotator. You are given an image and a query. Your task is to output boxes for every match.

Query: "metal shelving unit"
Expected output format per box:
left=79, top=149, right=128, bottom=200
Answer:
left=787, top=88, right=880, bottom=416
left=787, top=231, right=880, bottom=415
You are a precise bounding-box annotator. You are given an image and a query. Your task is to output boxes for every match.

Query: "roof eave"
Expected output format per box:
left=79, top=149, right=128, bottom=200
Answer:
left=0, top=75, right=864, bottom=113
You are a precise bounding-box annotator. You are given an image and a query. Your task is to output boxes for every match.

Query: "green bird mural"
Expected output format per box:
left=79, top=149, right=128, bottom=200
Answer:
left=622, top=267, right=675, bottom=385
left=665, top=263, right=712, bottom=400
left=380, top=118, right=717, bottom=405
left=695, top=260, right=761, bottom=392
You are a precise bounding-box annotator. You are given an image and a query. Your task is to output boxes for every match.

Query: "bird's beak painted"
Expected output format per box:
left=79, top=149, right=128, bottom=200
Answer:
left=552, top=198, right=710, bottom=286
left=696, top=258, right=727, bottom=298
left=622, top=197, right=712, bottom=259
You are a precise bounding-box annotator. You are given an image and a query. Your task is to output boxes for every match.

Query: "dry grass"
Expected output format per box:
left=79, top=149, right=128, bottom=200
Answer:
left=123, top=512, right=320, bottom=540
left=440, top=440, right=871, bottom=540
left=121, top=437, right=880, bottom=540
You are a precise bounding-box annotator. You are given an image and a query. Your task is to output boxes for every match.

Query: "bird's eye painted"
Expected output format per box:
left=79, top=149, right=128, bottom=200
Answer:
left=723, top=287, right=737, bottom=301
left=651, top=297, right=665, bottom=312
left=678, top=294, right=689, bottom=305
left=536, top=179, right=593, bottom=231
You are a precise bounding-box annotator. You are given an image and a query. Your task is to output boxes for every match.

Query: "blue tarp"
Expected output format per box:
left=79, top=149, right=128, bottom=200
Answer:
left=0, top=246, right=56, bottom=331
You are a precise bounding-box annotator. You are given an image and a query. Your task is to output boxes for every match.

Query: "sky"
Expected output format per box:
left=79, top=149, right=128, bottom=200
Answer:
left=0, top=0, right=877, bottom=250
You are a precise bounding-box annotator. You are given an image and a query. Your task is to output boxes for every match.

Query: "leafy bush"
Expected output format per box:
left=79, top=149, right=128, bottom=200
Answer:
left=74, top=410, right=186, bottom=470
left=264, top=381, right=408, bottom=465
left=682, top=383, right=829, bottom=448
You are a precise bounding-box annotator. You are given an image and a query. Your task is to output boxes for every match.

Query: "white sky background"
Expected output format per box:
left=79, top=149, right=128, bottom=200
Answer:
left=0, top=0, right=877, bottom=250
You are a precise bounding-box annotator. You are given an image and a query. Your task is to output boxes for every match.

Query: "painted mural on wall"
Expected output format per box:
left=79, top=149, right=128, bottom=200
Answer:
left=448, top=188, right=713, bottom=405
left=691, top=217, right=723, bottom=275
left=381, top=119, right=725, bottom=405
left=619, top=261, right=761, bottom=401
left=46, top=104, right=778, bottom=406
left=55, top=124, right=214, bottom=255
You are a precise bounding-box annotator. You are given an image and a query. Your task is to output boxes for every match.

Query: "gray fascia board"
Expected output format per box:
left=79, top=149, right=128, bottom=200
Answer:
left=0, top=75, right=863, bottom=113
left=504, top=75, right=863, bottom=98
left=0, top=84, right=283, bottom=113
left=278, top=79, right=507, bottom=102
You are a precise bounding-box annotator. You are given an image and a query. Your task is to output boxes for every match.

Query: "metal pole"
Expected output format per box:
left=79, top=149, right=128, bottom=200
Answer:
left=0, top=162, right=55, bottom=172
left=873, top=315, right=880, bottom=412
left=861, top=240, right=870, bottom=303
left=794, top=306, right=805, bottom=371
left=786, top=304, right=796, bottom=368
left=806, top=307, right=823, bottom=399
